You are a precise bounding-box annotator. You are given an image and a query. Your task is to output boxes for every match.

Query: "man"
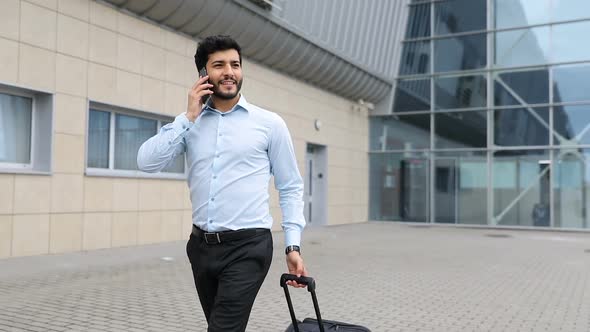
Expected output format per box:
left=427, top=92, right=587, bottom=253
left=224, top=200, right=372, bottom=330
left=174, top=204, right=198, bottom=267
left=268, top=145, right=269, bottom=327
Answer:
left=137, top=35, right=307, bottom=331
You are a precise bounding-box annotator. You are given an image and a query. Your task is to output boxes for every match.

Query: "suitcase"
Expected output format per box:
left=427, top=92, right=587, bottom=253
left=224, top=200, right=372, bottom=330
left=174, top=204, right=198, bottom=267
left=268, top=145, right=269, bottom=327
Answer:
left=280, top=274, right=371, bottom=332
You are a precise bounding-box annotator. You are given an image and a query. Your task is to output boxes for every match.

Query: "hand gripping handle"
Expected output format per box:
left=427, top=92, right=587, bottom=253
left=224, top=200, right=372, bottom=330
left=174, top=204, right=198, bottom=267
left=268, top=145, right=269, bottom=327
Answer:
left=280, top=273, right=316, bottom=292
left=280, top=274, right=324, bottom=332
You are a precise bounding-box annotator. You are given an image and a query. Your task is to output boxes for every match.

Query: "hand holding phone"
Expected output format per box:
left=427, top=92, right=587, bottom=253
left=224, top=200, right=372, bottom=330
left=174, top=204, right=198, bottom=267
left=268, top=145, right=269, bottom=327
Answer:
left=186, top=68, right=213, bottom=122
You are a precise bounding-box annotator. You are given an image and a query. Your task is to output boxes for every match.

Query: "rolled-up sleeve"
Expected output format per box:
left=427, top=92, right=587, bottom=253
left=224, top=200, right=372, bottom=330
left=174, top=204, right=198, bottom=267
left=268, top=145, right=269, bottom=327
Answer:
left=137, top=113, right=193, bottom=173
left=268, top=115, right=306, bottom=246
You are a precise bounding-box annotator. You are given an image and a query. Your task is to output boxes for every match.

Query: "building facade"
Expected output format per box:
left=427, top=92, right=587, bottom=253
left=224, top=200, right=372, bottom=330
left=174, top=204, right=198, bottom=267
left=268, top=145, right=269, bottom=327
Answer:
left=370, top=0, right=590, bottom=230
left=3, top=0, right=588, bottom=259
left=0, top=0, right=381, bottom=258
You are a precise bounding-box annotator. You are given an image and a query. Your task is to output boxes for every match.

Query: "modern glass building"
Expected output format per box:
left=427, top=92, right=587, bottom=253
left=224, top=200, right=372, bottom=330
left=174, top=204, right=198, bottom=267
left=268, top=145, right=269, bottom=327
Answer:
left=370, top=0, right=590, bottom=230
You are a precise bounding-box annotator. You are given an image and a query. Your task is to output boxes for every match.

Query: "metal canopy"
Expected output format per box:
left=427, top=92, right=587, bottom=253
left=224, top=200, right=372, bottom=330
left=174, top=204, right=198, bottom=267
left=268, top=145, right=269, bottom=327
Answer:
left=100, top=0, right=393, bottom=103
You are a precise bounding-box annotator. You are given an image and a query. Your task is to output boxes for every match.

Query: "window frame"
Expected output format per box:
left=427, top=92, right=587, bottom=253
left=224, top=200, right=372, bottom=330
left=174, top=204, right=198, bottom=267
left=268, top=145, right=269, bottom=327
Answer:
left=85, top=102, right=187, bottom=180
left=0, top=88, right=38, bottom=173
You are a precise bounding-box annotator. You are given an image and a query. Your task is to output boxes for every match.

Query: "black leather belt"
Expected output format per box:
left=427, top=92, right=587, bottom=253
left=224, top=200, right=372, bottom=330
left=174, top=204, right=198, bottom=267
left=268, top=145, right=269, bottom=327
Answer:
left=192, top=225, right=269, bottom=244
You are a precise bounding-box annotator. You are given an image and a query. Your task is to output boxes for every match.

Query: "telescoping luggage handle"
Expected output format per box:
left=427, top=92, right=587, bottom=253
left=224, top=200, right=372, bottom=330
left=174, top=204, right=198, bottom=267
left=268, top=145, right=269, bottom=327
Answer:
left=280, top=274, right=325, bottom=332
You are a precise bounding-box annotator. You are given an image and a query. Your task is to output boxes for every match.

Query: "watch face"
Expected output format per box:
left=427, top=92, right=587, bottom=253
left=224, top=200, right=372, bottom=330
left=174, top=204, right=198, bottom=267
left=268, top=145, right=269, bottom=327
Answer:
left=285, top=245, right=301, bottom=255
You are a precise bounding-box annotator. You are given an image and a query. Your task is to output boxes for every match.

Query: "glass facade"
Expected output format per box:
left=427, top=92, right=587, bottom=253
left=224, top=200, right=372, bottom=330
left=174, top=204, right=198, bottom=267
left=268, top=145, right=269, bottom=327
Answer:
left=370, top=0, right=590, bottom=229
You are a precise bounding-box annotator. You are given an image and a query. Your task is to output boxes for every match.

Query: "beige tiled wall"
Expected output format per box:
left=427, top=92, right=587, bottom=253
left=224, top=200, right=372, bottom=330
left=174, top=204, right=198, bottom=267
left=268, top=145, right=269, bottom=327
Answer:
left=0, top=0, right=369, bottom=258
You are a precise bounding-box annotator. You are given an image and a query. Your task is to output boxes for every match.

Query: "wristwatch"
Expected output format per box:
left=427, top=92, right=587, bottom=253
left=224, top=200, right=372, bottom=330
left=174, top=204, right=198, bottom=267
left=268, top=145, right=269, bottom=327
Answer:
left=285, top=245, right=301, bottom=255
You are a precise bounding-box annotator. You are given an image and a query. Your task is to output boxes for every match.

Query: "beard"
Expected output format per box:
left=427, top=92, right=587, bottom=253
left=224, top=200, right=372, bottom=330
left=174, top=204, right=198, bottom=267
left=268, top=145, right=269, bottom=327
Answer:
left=212, top=78, right=243, bottom=100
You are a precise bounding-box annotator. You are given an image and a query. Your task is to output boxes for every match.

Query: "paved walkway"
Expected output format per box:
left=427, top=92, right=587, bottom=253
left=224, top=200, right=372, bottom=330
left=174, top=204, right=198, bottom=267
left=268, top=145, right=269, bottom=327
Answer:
left=1, top=222, right=589, bottom=332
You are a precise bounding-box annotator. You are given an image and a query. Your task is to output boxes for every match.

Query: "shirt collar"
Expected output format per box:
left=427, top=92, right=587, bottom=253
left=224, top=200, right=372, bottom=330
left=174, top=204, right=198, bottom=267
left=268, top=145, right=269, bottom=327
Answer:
left=203, top=94, right=251, bottom=114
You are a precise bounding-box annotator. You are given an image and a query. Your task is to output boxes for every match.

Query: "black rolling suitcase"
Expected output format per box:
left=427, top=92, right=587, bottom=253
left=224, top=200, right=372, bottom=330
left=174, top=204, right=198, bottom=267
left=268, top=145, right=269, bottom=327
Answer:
left=280, top=274, right=371, bottom=332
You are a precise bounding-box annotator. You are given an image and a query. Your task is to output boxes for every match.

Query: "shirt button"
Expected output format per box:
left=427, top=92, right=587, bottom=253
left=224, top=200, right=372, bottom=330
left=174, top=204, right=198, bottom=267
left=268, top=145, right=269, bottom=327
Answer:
left=211, top=198, right=215, bottom=202
left=213, top=175, right=217, bottom=179
left=219, top=133, right=222, bottom=137
left=209, top=220, right=213, bottom=223
left=221, top=114, right=225, bottom=117
left=216, top=154, right=220, bottom=158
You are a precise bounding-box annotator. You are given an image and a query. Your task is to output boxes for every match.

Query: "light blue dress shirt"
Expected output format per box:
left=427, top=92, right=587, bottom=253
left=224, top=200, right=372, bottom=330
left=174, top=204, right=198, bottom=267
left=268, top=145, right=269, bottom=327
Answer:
left=137, top=95, right=305, bottom=246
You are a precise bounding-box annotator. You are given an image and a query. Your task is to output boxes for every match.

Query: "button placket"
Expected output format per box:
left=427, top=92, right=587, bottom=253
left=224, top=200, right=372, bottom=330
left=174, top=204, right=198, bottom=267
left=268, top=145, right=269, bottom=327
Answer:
left=207, top=112, right=223, bottom=225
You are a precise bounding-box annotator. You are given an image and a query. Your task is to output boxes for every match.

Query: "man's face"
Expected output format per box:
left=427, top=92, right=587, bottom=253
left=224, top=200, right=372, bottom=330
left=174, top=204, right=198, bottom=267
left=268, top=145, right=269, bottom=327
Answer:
left=206, top=49, right=243, bottom=100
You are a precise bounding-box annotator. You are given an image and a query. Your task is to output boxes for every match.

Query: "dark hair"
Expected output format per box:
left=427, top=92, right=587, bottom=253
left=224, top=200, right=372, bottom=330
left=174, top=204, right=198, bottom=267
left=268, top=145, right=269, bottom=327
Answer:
left=194, top=35, right=242, bottom=71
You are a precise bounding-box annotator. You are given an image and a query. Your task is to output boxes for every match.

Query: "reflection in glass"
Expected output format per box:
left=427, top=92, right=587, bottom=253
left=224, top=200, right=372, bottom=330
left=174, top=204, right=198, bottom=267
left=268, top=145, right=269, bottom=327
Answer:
left=495, top=0, right=550, bottom=29
left=370, top=115, right=430, bottom=151
left=115, top=114, right=157, bottom=170
left=553, top=105, right=590, bottom=146
left=434, top=151, right=487, bottom=224
left=0, top=93, right=32, bottom=164
left=369, top=153, right=429, bottom=222
left=406, top=4, right=430, bottom=39
left=552, top=21, right=590, bottom=64
left=553, top=65, right=590, bottom=103
left=554, top=150, right=589, bottom=229
left=494, top=107, right=549, bottom=146
left=393, top=79, right=431, bottom=112
left=493, top=150, right=550, bottom=227
left=88, top=109, right=110, bottom=169
left=495, top=27, right=549, bottom=68
left=434, top=111, right=487, bottom=149
left=399, top=41, right=430, bottom=75
left=494, top=69, right=549, bottom=106
left=435, top=75, right=486, bottom=110
left=434, top=0, right=486, bottom=35
left=552, top=0, right=590, bottom=24
left=434, top=33, right=486, bottom=72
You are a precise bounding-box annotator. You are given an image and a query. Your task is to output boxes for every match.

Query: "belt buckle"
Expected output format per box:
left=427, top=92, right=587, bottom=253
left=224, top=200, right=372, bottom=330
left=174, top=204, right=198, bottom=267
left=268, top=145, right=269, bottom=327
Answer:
left=204, top=232, right=221, bottom=244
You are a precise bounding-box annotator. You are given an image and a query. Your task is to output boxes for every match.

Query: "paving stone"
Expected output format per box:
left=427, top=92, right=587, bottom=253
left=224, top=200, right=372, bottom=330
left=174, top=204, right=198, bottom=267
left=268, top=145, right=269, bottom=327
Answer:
left=0, top=223, right=589, bottom=331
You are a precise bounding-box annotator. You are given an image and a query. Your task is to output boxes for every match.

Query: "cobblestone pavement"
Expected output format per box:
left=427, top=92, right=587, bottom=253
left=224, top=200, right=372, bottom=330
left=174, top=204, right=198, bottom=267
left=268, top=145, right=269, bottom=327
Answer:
left=1, top=222, right=590, bottom=332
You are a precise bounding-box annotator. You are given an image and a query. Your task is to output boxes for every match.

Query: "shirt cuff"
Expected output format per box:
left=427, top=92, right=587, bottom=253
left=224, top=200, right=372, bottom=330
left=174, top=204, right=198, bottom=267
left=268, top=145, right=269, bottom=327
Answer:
left=167, top=113, right=194, bottom=144
left=284, top=228, right=302, bottom=247
left=175, top=113, right=194, bottom=133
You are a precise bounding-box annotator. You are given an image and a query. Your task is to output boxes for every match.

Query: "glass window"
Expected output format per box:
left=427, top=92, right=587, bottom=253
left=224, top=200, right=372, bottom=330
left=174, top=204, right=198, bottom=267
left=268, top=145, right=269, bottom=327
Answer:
left=88, top=108, right=185, bottom=175
left=88, top=109, right=111, bottom=168
left=494, top=107, right=549, bottom=146
left=495, top=27, right=550, bottom=68
left=495, top=0, right=550, bottom=29
left=369, top=152, right=429, bottom=222
left=552, top=21, right=590, bottom=64
left=553, top=104, right=590, bottom=145
left=399, top=41, right=430, bottom=75
left=406, top=4, right=431, bottom=39
left=393, top=79, right=431, bottom=113
left=494, top=69, right=549, bottom=106
left=553, top=150, right=590, bottom=229
left=0, top=93, right=32, bottom=164
left=435, top=75, right=486, bottom=110
left=434, top=111, right=487, bottom=149
left=493, top=150, right=550, bottom=227
left=114, top=114, right=157, bottom=171
left=552, top=0, right=590, bottom=23
left=434, top=33, right=486, bottom=72
left=434, top=151, right=487, bottom=224
left=434, top=0, right=486, bottom=35
left=553, top=64, right=590, bottom=103
left=370, top=114, right=430, bottom=151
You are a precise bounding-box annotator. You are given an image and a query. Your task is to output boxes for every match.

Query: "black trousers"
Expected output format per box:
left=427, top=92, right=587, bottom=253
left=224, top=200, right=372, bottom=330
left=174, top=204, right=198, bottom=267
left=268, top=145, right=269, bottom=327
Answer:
left=186, top=227, right=273, bottom=332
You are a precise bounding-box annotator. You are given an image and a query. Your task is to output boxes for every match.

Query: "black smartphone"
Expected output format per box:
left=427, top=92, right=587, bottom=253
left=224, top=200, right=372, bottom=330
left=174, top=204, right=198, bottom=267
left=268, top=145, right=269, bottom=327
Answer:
left=199, top=67, right=210, bottom=104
